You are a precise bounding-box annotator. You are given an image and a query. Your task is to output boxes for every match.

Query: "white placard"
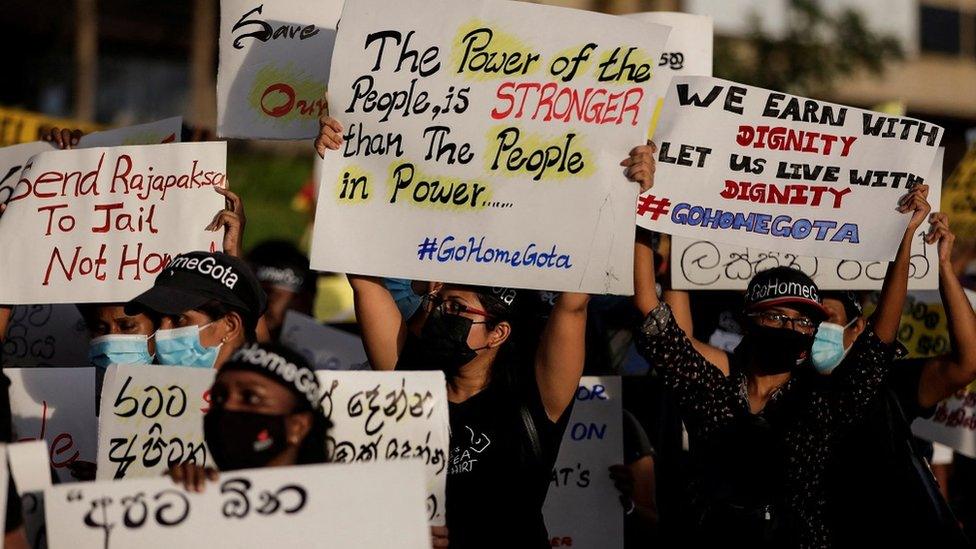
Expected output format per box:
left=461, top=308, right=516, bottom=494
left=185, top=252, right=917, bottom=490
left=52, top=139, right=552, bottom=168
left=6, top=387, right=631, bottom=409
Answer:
left=96, top=365, right=214, bottom=481
left=625, top=12, right=713, bottom=139
left=0, top=117, right=182, bottom=210
left=637, top=76, right=943, bottom=261
left=317, top=370, right=449, bottom=525
left=8, top=441, right=51, bottom=549
left=1, top=304, right=89, bottom=367
left=310, top=0, right=671, bottom=295
left=217, top=0, right=342, bottom=139
left=46, top=461, right=431, bottom=549
left=280, top=310, right=367, bottom=370
left=544, top=377, right=624, bottom=549
left=6, top=368, right=96, bottom=483
left=669, top=148, right=945, bottom=290
left=0, top=142, right=226, bottom=304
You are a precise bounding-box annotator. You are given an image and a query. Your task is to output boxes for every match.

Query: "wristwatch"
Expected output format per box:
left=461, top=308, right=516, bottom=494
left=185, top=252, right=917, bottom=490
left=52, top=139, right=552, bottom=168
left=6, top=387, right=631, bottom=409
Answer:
left=640, top=303, right=672, bottom=336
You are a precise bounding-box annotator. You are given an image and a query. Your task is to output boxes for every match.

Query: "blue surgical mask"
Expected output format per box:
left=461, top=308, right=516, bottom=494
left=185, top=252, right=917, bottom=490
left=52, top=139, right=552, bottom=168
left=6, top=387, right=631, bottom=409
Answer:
left=384, top=278, right=422, bottom=321
left=88, top=334, right=155, bottom=369
left=811, top=319, right=857, bottom=375
left=154, top=323, right=222, bottom=368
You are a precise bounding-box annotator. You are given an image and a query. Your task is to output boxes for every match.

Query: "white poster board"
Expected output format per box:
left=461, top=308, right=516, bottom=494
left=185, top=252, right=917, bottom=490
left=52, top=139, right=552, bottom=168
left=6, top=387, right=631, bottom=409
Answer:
left=46, top=461, right=431, bottom=549
left=6, top=368, right=97, bottom=483
left=8, top=441, right=52, bottom=549
left=625, top=12, right=713, bottom=139
left=1, top=304, right=89, bottom=367
left=217, top=0, right=343, bottom=139
left=310, top=0, right=671, bottom=295
left=280, top=310, right=367, bottom=370
left=96, top=365, right=214, bottom=481
left=637, top=76, right=943, bottom=261
left=544, top=376, right=624, bottom=549
left=317, top=370, right=449, bottom=525
left=0, top=142, right=226, bottom=304
left=670, top=148, right=945, bottom=290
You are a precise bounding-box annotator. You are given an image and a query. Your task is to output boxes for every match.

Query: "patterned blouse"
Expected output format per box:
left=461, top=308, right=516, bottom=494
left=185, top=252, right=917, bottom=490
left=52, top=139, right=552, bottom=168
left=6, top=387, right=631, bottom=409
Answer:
left=636, top=304, right=896, bottom=548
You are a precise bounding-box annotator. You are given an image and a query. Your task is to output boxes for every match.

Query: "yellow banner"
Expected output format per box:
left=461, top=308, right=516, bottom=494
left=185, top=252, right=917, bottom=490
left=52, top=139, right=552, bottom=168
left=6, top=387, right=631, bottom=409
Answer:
left=864, top=291, right=949, bottom=359
left=943, top=146, right=976, bottom=242
left=0, top=106, right=102, bottom=146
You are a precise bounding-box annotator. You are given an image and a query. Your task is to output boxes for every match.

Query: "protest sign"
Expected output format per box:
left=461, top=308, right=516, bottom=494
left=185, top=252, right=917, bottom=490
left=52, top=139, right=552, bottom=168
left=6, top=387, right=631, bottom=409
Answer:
left=6, top=368, right=97, bottom=483
left=317, top=370, right=449, bottom=525
left=669, top=148, right=944, bottom=290
left=863, top=290, right=947, bottom=359
left=625, top=12, right=713, bottom=139
left=310, top=0, right=671, bottom=294
left=8, top=441, right=52, bottom=549
left=637, top=76, right=943, bottom=261
left=1, top=304, right=89, bottom=367
left=46, top=461, right=431, bottom=549
left=0, top=117, right=182, bottom=210
left=280, top=310, right=367, bottom=370
left=96, top=365, right=214, bottom=481
left=942, top=145, right=976, bottom=242
left=217, top=0, right=343, bottom=139
left=0, top=142, right=226, bottom=304
left=544, top=377, right=623, bottom=549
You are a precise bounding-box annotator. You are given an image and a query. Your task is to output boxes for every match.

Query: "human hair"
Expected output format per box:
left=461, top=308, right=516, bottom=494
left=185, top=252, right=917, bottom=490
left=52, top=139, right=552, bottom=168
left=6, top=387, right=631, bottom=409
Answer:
left=196, top=299, right=258, bottom=342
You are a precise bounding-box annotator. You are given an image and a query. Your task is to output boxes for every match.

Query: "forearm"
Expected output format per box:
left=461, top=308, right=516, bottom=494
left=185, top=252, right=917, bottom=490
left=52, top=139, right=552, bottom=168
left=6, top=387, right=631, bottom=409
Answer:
left=634, top=230, right=659, bottom=315
left=872, top=230, right=913, bottom=343
left=536, top=293, right=589, bottom=421
left=348, top=274, right=405, bottom=370
left=939, top=260, right=976, bottom=382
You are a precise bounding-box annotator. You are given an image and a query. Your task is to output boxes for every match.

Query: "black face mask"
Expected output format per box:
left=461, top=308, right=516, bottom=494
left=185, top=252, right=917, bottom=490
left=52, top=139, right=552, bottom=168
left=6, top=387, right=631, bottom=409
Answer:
left=419, top=309, right=481, bottom=377
left=747, top=325, right=815, bottom=372
left=204, top=408, right=288, bottom=471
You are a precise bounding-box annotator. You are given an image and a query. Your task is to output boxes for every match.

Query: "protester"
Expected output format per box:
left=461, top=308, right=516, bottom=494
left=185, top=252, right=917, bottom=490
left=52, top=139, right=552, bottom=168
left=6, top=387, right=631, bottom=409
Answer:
left=610, top=409, right=659, bottom=548
left=169, top=342, right=329, bottom=490
left=631, top=141, right=929, bottom=546
left=246, top=240, right=316, bottom=340
left=124, top=251, right=267, bottom=369
left=315, top=111, right=653, bottom=548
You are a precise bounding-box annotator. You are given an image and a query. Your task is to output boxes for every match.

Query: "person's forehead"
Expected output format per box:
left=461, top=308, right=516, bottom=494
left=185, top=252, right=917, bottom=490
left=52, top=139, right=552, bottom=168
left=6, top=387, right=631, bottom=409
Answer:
left=821, top=298, right=847, bottom=320
left=441, top=288, right=481, bottom=305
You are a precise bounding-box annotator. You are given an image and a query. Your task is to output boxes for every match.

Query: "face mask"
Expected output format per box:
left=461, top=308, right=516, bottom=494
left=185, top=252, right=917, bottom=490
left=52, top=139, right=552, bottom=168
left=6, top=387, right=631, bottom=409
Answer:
left=88, top=334, right=155, bottom=369
left=419, top=309, right=481, bottom=376
left=154, top=323, right=222, bottom=368
left=811, top=319, right=857, bottom=375
left=385, top=278, right=422, bottom=321
left=748, top=325, right=815, bottom=371
left=204, top=408, right=287, bottom=471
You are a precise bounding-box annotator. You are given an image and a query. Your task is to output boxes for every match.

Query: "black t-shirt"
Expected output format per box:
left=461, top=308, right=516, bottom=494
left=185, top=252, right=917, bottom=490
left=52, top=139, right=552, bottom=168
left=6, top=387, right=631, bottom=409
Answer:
left=828, top=358, right=949, bottom=547
left=446, top=379, right=571, bottom=549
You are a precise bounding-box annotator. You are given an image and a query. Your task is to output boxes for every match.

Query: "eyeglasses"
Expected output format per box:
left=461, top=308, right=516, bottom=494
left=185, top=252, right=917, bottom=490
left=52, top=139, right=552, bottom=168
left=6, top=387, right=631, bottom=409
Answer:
left=748, top=311, right=818, bottom=334
left=422, top=294, right=492, bottom=319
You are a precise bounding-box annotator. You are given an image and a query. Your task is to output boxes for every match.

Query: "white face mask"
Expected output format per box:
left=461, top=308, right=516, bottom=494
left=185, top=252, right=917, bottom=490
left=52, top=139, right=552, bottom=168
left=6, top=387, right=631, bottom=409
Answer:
left=154, top=322, right=222, bottom=368
left=810, top=318, right=858, bottom=375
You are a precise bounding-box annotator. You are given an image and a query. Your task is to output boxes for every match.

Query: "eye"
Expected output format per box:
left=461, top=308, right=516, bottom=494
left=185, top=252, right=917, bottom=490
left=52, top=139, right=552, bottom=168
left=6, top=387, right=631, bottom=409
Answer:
left=242, top=389, right=262, bottom=406
left=444, top=301, right=464, bottom=315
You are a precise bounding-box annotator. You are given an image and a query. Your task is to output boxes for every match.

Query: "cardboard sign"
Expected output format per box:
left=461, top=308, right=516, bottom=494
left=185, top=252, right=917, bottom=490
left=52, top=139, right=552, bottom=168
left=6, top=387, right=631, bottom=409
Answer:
left=310, top=0, right=671, bottom=294
left=280, top=311, right=367, bottom=370
left=625, top=12, right=713, bottom=139
left=669, top=149, right=945, bottom=290
left=217, top=0, right=343, bottom=139
left=46, top=461, right=431, bottom=549
left=6, top=368, right=97, bottom=483
left=637, top=76, right=943, bottom=261
left=942, top=145, right=976, bottom=242
left=1, top=304, right=89, bottom=367
left=8, top=441, right=52, bottom=549
left=543, top=377, right=624, bottom=549
left=0, top=117, right=182, bottom=210
left=96, top=365, right=214, bottom=481
left=317, top=370, right=449, bottom=525
left=863, top=290, right=949, bottom=359
left=0, top=142, right=226, bottom=304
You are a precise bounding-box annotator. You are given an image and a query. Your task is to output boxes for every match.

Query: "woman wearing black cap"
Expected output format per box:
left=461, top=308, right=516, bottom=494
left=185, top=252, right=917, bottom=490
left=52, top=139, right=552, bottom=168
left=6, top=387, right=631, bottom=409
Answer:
left=316, top=115, right=655, bottom=548
left=170, top=342, right=329, bottom=491
left=631, top=152, right=932, bottom=546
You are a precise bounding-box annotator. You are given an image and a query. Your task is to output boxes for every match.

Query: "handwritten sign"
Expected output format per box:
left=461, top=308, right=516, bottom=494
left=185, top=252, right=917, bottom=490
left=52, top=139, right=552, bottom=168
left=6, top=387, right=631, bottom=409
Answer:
left=1, top=304, right=89, bottom=367
left=46, top=461, right=431, bottom=549
left=942, top=145, right=976, bottom=241
left=670, top=148, right=944, bottom=290
left=317, top=370, right=449, bottom=525
left=637, top=76, right=943, bottom=261
left=280, top=310, right=367, bottom=370
left=218, top=0, right=342, bottom=139
left=544, top=377, right=623, bottom=549
left=309, top=0, right=671, bottom=294
left=625, top=12, right=713, bottom=139
left=862, top=290, right=948, bottom=359
left=96, top=365, right=214, bottom=481
left=0, top=142, right=226, bottom=304
left=0, top=117, right=182, bottom=211
left=6, top=368, right=96, bottom=483
left=8, top=441, right=52, bottom=549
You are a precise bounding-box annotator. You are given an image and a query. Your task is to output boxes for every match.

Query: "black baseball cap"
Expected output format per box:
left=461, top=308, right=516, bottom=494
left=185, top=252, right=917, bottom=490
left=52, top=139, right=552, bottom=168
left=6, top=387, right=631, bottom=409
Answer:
left=246, top=240, right=312, bottom=294
left=125, top=251, right=267, bottom=321
left=744, top=267, right=829, bottom=321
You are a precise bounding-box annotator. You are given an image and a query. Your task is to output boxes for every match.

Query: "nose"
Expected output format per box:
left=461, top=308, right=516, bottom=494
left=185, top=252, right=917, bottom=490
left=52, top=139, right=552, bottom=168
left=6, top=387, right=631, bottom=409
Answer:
left=159, top=317, right=175, bottom=330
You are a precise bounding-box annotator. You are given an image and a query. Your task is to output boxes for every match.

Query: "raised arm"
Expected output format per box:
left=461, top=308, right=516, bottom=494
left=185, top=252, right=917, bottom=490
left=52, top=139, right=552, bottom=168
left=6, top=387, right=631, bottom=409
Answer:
left=349, top=275, right=408, bottom=371
left=918, top=213, right=976, bottom=408
left=535, top=292, right=590, bottom=421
